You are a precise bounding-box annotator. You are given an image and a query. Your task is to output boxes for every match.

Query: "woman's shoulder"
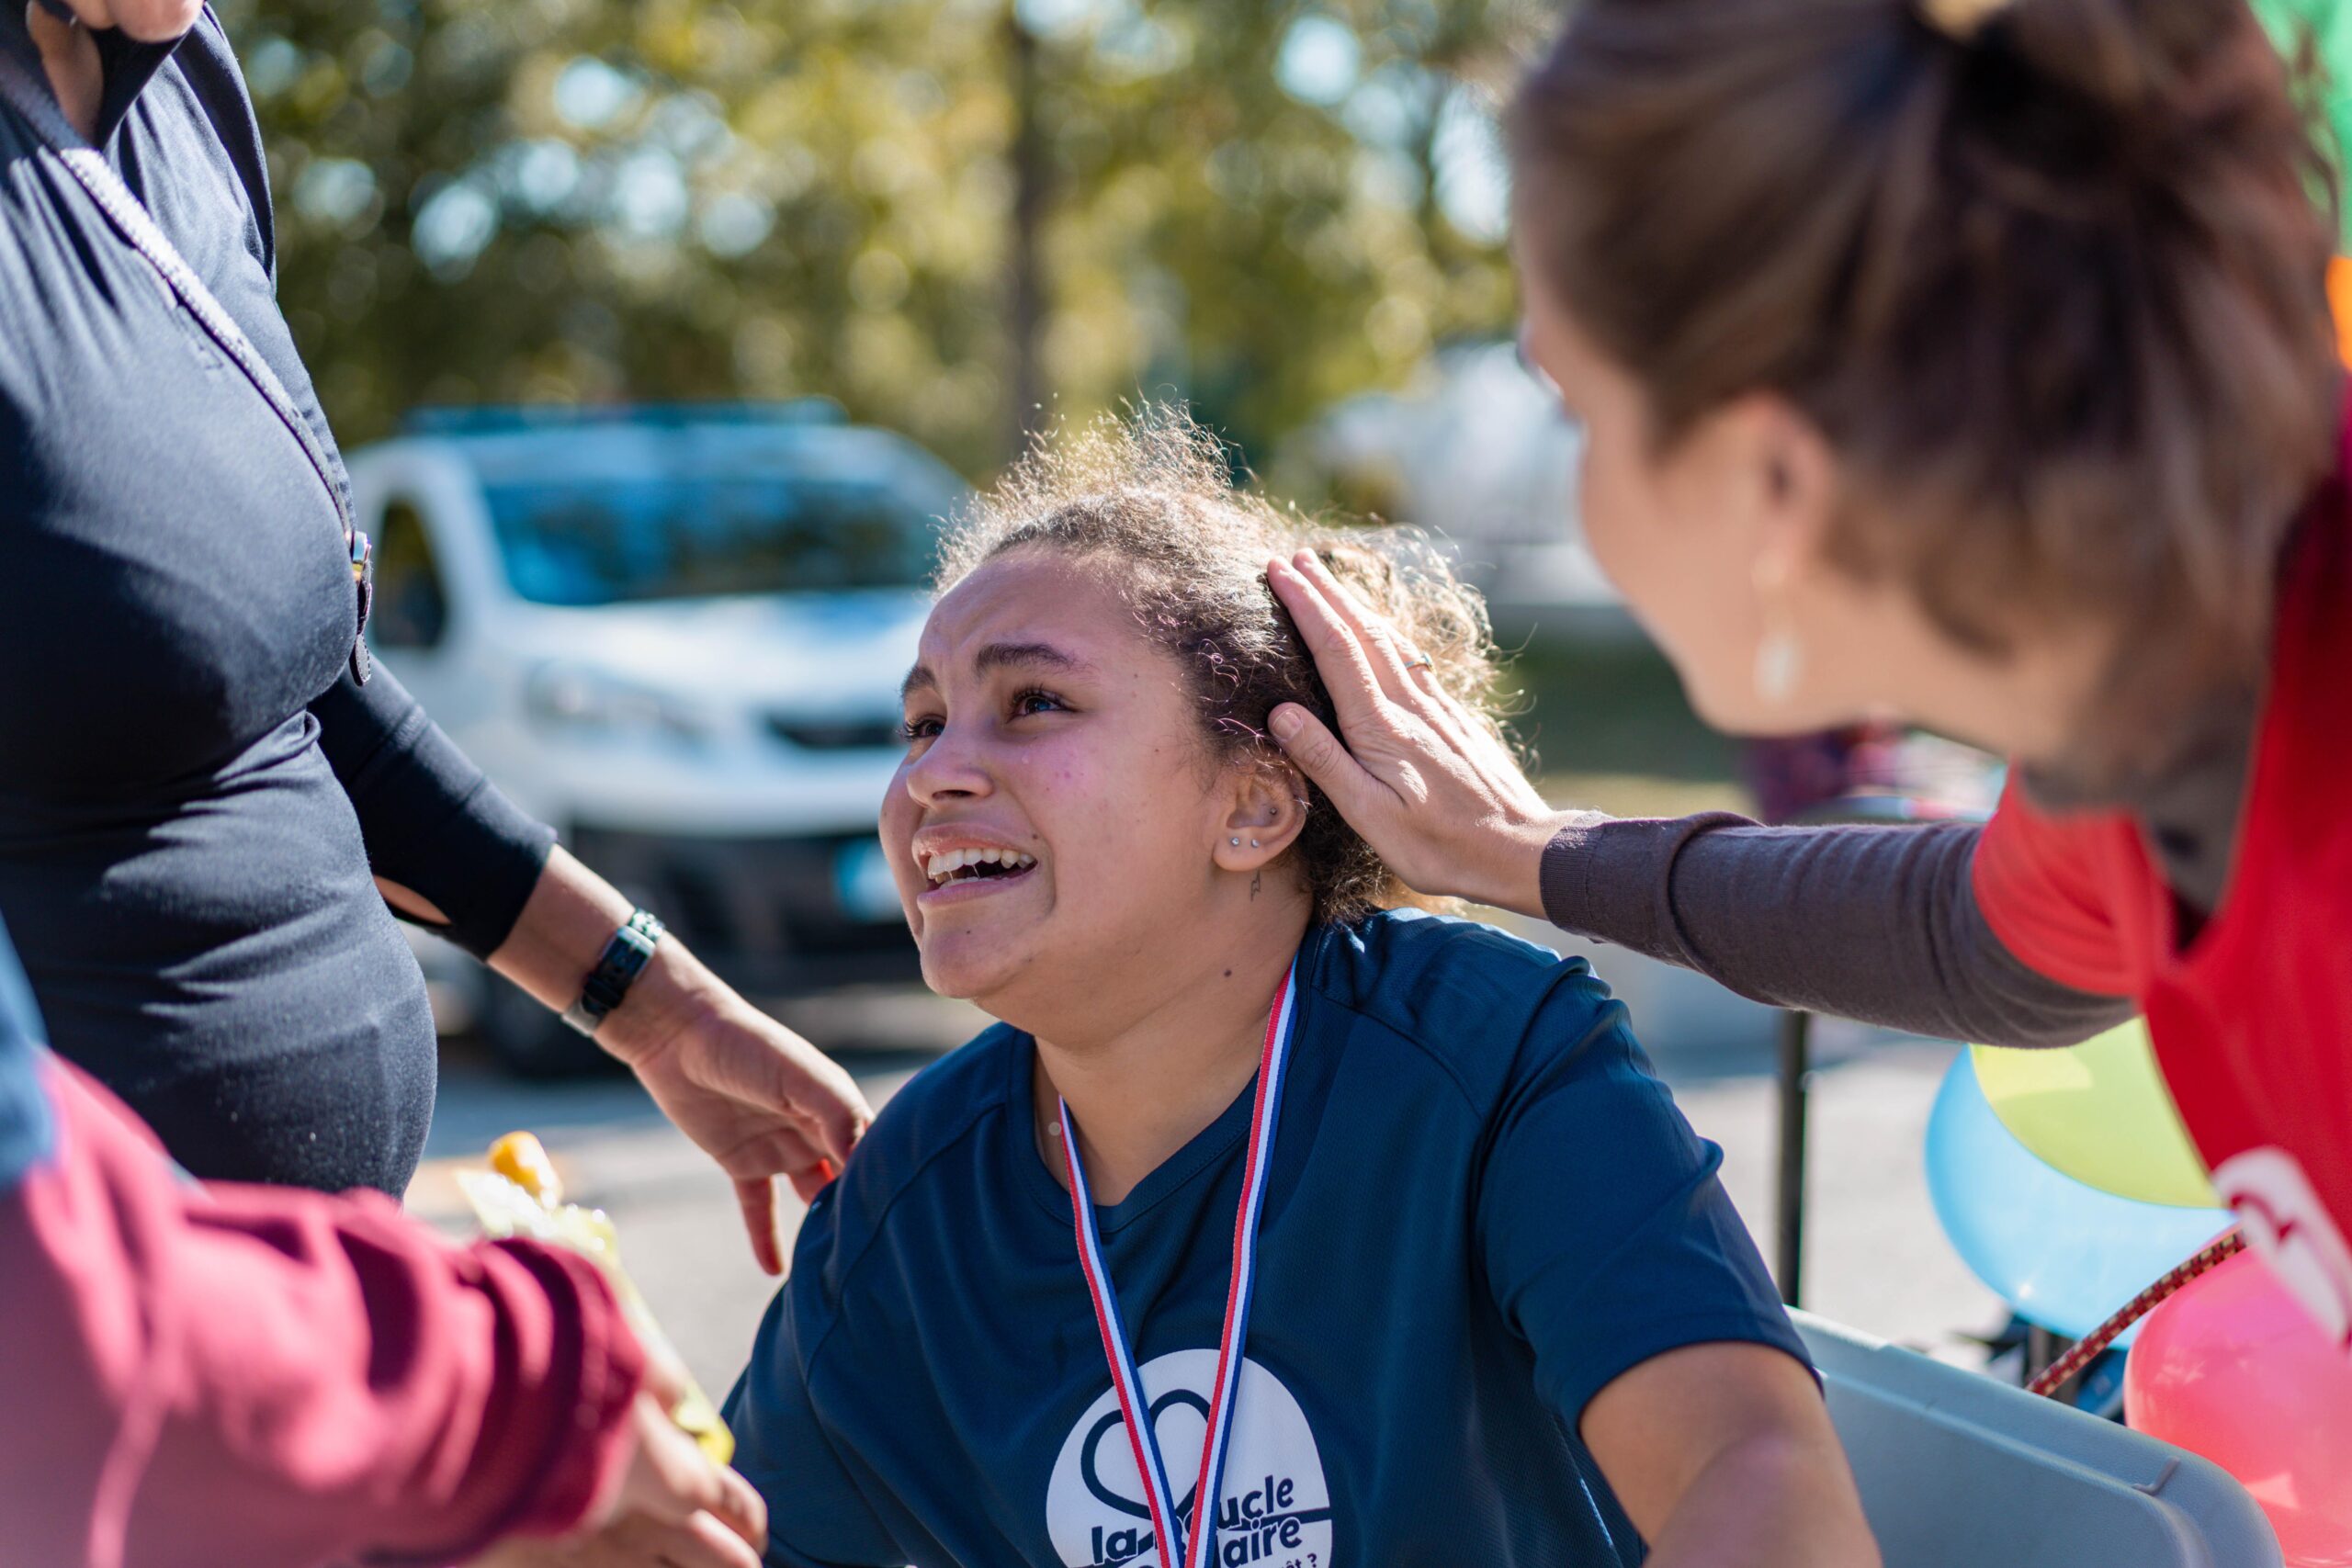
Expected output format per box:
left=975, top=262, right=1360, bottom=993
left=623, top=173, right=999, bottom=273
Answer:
left=1301, top=908, right=1625, bottom=1111
left=771, top=1024, right=1029, bottom=1369
left=833, top=1022, right=1023, bottom=1200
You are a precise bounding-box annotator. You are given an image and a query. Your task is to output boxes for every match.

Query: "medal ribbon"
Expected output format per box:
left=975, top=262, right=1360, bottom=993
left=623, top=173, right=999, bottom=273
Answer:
left=1060, top=960, right=1298, bottom=1568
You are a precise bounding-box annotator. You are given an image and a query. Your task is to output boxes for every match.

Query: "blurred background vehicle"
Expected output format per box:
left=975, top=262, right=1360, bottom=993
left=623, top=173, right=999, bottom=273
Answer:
left=349, top=400, right=965, bottom=1073
left=1274, top=339, right=1628, bottom=646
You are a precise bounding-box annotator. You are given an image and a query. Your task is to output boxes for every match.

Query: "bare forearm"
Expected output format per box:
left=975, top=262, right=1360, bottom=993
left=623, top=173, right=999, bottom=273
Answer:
left=1640, top=1430, right=1881, bottom=1568
left=483, top=845, right=740, bottom=1066
left=1538, top=815, right=2132, bottom=1046
left=480, top=851, right=866, bottom=1274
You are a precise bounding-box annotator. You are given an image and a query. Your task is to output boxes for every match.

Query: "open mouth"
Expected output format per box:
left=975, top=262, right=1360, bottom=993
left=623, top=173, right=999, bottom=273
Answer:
left=922, top=846, right=1039, bottom=892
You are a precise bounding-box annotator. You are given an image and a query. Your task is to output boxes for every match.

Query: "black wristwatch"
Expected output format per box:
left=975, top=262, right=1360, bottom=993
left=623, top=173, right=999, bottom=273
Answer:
left=561, top=908, right=665, bottom=1037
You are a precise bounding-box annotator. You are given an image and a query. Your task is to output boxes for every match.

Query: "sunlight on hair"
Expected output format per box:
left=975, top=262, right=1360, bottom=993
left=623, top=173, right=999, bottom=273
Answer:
left=938, top=403, right=1521, bottom=923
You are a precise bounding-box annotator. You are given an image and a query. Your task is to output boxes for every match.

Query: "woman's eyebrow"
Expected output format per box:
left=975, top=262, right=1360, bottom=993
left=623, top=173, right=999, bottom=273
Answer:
left=899, top=642, right=1090, bottom=701
left=973, top=641, right=1090, bottom=678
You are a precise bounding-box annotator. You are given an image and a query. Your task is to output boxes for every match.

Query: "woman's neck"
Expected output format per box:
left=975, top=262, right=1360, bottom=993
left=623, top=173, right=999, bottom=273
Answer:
left=25, top=3, right=104, bottom=141
left=1029, top=896, right=1309, bottom=1207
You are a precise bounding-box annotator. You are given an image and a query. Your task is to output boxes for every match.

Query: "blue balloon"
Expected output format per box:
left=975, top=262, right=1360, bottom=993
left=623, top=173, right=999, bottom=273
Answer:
left=1926, top=1053, right=2232, bottom=1343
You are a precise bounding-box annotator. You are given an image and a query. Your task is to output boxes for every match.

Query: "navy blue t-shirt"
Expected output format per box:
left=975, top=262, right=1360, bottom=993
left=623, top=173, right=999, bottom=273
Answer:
left=726, top=911, right=1805, bottom=1568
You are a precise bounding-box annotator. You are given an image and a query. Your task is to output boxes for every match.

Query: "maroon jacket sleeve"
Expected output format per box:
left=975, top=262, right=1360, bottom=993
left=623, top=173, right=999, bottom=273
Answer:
left=0, top=1053, right=646, bottom=1568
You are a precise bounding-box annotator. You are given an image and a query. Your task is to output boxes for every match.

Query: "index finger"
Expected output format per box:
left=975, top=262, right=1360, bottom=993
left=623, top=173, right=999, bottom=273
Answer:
left=1286, top=549, right=1484, bottom=754
left=735, top=1177, right=784, bottom=1276
left=1288, top=549, right=1431, bottom=701
left=1266, top=557, right=1395, bottom=734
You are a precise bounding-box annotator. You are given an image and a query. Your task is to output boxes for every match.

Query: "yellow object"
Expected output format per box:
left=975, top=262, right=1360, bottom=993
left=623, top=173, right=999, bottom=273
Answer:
left=459, top=1133, right=735, bottom=1466
left=490, top=1130, right=564, bottom=1206
left=1971, top=1021, right=2216, bottom=1209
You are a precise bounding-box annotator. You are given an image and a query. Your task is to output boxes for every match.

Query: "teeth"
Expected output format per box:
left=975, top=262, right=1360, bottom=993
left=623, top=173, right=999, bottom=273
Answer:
left=922, top=846, right=1038, bottom=886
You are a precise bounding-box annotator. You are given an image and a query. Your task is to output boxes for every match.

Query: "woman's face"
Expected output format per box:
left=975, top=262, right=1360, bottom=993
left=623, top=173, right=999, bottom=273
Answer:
left=1517, top=265, right=1869, bottom=736
left=883, top=550, right=1249, bottom=1016
left=1517, top=266, right=2128, bottom=761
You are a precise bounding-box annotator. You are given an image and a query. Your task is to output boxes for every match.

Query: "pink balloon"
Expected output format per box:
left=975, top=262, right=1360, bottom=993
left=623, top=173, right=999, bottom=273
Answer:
left=2126, top=1248, right=2352, bottom=1567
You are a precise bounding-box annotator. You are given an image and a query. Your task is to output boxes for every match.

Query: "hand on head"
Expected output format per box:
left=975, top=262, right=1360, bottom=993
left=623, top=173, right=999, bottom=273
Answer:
left=1263, top=551, right=1569, bottom=920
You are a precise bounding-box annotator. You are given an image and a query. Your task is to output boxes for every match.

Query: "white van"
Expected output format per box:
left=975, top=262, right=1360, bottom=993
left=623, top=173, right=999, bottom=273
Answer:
left=345, top=402, right=960, bottom=1073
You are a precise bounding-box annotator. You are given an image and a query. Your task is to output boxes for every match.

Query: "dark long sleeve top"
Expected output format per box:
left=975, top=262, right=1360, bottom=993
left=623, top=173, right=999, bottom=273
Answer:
left=1532, top=715, right=2254, bottom=1045
left=0, top=7, right=551, bottom=1194
left=1539, top=813, right=2139, bottom=1045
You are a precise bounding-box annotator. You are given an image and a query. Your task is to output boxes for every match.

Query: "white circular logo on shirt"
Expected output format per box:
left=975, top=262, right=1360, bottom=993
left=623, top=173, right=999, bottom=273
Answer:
left=2216, top=1145, right=2352, bottom=1351
left=1045, top=1348, right=1333, bottom=1568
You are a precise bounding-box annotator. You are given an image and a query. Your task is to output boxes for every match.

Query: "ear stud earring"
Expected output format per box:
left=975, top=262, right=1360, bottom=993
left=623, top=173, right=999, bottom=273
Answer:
left=1250, top=839, right=1260, bottom=848
left=1230, top=838, right=1241, bottom=846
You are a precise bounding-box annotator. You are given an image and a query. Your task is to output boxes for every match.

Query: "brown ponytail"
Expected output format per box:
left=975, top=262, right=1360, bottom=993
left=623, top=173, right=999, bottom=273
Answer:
left=1510, top=0, right=2343, bottom=773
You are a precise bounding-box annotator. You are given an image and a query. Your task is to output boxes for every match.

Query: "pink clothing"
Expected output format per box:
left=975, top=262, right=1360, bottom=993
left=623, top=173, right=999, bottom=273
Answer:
left=0, top=1054, right=645, bottom=1568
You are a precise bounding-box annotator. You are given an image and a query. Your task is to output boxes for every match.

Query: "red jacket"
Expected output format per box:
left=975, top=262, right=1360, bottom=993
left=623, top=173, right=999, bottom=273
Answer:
left=1975, top=425, right=2352, bottom=1354
left=0, top=1052, right=645, bottom=1568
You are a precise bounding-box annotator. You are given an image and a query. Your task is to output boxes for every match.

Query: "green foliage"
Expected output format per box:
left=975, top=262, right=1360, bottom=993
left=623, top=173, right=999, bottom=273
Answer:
left=2254, top=0, right=2352, bottom=246
left=221, top=0, right=1540, bottom=476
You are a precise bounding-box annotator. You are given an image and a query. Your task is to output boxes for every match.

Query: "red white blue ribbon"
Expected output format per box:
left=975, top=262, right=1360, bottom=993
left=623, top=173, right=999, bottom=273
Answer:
left=1060, top=960, right=1299, bottom=1568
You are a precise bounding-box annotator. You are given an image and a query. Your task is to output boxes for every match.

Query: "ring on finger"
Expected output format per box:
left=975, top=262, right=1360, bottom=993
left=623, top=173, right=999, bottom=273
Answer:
left=1403, top=652, right=1434, bottom=672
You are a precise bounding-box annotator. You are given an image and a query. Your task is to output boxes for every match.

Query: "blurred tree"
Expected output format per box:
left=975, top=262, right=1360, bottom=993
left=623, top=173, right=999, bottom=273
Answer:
left=2256, top=0, right=2352, bottom=247
left=217, top=0, right=1544, bottom=477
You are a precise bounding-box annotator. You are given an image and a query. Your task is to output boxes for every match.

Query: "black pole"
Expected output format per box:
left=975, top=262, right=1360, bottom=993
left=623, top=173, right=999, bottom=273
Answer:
left=1775, top=1009, right=1811, bottom=1307
left=2025, top=1325, right=2067, bottom=1389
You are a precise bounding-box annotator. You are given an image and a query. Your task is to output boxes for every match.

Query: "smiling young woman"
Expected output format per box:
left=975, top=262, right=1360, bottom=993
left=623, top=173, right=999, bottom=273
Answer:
left=1263, top=0, right=2352, bottom=1352
left=720, top=412, right=1878, bottom=1568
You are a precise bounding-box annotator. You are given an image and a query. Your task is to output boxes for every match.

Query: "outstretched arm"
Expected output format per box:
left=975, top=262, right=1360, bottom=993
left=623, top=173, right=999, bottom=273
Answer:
left=3, top=1053, right=653, bottom=1566
left=1536, top=812, right=2132, bottom=1045
left=1262, top=552, right=2132, bottom=1046
left=484, top=845, right=873, bottom=1273
left=312, top=660, right=872, bottom=1272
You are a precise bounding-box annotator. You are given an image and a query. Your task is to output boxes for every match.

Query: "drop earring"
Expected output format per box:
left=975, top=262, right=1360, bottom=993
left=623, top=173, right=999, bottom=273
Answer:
left=1753, top=611, right=1802, bottom=705
left=1751, top=557, right=1802, bottom=705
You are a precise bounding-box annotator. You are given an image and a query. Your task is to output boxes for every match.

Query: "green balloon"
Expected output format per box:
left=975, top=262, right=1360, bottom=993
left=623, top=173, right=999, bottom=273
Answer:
left=1971, top=1020, right=2217, bottom=1210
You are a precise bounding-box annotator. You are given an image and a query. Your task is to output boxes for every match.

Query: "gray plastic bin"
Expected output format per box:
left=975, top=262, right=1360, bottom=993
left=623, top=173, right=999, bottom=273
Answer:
left=1794, top=1312, right=2281, bottom=1568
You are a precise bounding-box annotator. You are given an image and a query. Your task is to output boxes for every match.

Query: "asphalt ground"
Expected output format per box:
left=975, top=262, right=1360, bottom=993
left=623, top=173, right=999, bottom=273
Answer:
left=403, top=965, right=2007, bottom=1404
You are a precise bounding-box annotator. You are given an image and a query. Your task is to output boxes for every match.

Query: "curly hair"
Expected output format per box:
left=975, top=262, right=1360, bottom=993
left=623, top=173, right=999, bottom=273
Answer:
left=936, top=407, right=1511, bottom=925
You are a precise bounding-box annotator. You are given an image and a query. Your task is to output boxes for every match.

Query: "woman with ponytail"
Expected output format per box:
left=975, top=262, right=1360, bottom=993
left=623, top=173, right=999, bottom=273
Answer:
left=1268, top=0, right=2352, bottom=1351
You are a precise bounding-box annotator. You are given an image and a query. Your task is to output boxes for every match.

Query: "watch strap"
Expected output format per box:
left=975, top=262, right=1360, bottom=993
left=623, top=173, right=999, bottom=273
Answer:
left=561, top=909, right=665, bottom=1037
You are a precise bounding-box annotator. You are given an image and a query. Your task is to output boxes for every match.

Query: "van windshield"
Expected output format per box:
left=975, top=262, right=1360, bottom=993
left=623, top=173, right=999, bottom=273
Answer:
left=480, top=458, right=955, bottom=606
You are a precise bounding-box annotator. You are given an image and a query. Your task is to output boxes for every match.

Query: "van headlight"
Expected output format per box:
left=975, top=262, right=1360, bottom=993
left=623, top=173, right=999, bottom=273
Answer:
left=525, top=663, right=715, bottom=745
